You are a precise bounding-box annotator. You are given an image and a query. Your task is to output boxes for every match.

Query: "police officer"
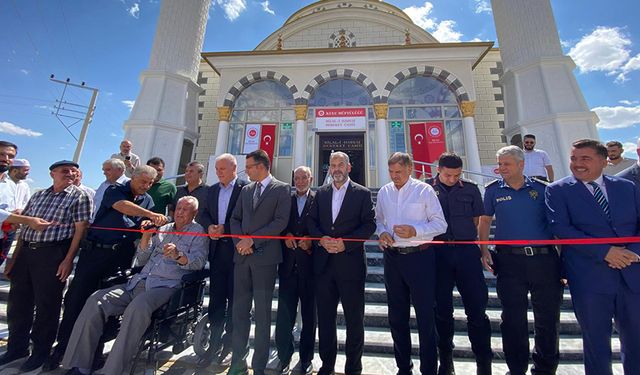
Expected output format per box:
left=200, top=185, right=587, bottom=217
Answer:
left=426, top=153, right=492, bottom=375
left=478, top=146, right=563, bottom=375
left=43, top=165, right=167, bottom=371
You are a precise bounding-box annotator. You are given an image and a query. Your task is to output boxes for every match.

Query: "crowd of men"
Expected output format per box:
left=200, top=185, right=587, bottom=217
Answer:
left=0, top=136, right=638, bottom=375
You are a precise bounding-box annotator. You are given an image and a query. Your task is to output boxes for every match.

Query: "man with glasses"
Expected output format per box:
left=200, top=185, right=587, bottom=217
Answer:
left=522, top=134, right=554, bottom=182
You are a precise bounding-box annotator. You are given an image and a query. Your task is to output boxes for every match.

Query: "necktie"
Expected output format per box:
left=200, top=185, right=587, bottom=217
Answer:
left=588, top=181, right=610, bottom=218
left=253, top=182, right=262, bottom=209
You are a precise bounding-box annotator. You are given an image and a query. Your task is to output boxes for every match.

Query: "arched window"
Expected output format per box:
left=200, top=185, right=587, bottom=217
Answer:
left=309, top=79, right=373, bottom=107
left=387, top=76, right=464, bottom=159
left=228, top=81, right=295, bottom=155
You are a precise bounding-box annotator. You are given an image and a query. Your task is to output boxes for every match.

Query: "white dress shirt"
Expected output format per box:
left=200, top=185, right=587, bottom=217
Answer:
left=523, top=149, right=552, bottom=177
left=0, top=174, right=31, bottom=212
left=375, top=177, right=447, bottom=247
left=331, top=178, right=350, bottom=223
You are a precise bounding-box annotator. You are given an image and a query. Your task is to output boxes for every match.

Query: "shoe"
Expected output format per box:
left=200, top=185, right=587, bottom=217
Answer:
left=196, top=351, right=214, bottom=369
left=0, top=350, right=29, bottom=366
left=42, top=348, right=64, bottom=372
left=19, top=353, right=47, bottom=372
left=301, top=362, right=313, bottom=375
left=317, top=367, right=335, bottom=375
left=64, top=368, right=87, bottom=375
left=438, top=355, right=455, bottom=375
left=216, top=347, right=232, bottom=366
left=278, top=362, right=290, bottom=375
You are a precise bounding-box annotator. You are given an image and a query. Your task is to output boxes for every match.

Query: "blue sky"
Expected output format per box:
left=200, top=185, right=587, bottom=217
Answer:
left=1, top=0, right=639, bottom=189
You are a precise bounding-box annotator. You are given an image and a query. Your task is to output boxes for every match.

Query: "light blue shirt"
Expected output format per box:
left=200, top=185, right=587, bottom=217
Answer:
left=217, top=177, right=237, bottom=225
left=128, top=221, right=209, bottom=290
left=296, top=190, right=309, bottom=217
left=92, top=175, right=129, bottom=222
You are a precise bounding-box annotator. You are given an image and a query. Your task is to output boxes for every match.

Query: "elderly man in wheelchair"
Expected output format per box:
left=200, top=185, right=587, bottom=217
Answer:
left=61, top=196, right=209, bottom=375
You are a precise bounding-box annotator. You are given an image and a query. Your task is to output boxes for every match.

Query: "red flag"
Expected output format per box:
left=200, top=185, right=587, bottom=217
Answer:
left=259, top=124, right=277, bottom=162
left=409, top=122, right=429, bottom=178
left=425, top=121, right=446, bottom=163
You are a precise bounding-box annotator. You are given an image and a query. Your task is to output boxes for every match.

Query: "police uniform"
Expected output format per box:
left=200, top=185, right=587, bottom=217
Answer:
left=483, top=177, right=563, bottom=375
left=427, top=176, right=492, bottom=374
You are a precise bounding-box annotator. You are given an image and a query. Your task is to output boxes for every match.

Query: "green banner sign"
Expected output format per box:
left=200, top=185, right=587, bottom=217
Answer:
left=390, top=121, right=403, bottom=128
left=281, top=123, right=293, bottom=130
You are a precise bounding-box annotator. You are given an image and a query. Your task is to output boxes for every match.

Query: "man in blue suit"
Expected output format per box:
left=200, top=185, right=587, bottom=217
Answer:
left=545, top=139, right=640, bottom=375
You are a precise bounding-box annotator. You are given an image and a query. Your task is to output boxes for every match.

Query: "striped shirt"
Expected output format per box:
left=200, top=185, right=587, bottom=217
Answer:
left=21, top=184, right=92, bottom=242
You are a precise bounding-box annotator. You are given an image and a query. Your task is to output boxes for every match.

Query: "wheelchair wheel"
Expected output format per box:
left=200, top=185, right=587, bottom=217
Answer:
left=192, top=313, right=211, bottom=357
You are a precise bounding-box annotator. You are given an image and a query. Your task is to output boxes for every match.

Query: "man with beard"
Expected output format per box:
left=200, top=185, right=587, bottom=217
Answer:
left=42, top=165, right=167, bottom=372
left=0, top=160, right=92, bottom=372
left=147, top=157, right=177, bottom=216
left=111, top=139, right=140, bottom=178
left=603, top=140, right=636, bottom=175
left=197, top=154, right=247, bottom=368
left=522, top=134, right=554, bottom=182
left=0, top=158, right=32, bottom=267
left=228, top=149, right=291, bottom=375
left=308, top=151, right=376, bottom=375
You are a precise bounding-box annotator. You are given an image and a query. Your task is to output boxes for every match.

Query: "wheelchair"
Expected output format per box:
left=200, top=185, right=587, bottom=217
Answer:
left=96, top=266, right=211, bottom=374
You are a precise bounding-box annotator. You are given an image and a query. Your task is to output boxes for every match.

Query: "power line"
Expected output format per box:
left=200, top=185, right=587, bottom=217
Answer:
left=8, top=0, right=41, bottom=57
left=57, top=0, right=84, bottom=77
left=0, top=94, right=52, bottom=103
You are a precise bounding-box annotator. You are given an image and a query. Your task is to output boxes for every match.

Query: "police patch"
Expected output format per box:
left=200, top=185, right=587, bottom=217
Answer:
left=529, top=190, right=538, bottom=200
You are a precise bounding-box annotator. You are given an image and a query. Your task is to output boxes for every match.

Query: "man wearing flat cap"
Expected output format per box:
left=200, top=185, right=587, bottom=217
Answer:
left=0, top=160, right=93, bottom=372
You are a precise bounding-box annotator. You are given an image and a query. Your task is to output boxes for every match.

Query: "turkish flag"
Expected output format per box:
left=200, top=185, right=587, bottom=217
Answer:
left=409, top=122, right=429, bottom=178
left=259, top=124, right=277, bottom=162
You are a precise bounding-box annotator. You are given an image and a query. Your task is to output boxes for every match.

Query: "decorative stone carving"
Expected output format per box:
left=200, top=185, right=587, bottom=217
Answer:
left=460, top=101, right=476, bottom=118
left=404, top=29, right=411, bottom=45
left=276, top=34, right=283, bottom=50
left=294, top=104, right=308, bottom=121
left=374, top=103, right=388, bottom=120
left=218, top=106, right=231, bottom=122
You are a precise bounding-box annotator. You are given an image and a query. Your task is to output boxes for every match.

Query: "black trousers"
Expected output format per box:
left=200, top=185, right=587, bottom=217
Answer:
left=434, top=244, right=492, bottom=364
left=275, top=266, right=316, bottom=366
left=315, top=266, right=365, bottom=375
left=384, top=248, right=437, bottom=375
left=207, top=239, right=235, bottom=355
left=54, top=241, right=135, bottom=355
left=7, top=240, right=70, bottom=356
left=494, top=251, right=563, bottom=375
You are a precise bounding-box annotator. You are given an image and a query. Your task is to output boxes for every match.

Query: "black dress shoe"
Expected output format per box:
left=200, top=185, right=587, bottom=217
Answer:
left=301, top=362, right=314, bottom=375
left=19, top=353, right=47, bottom=372
left=0, top=350, right=29, bottom=366
left=42, top=349, right=64, bottom=372
left=279, top=362, right=290, bottom=375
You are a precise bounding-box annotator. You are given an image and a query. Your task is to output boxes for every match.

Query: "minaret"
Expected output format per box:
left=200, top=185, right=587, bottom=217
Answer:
left=123, top=0, right=211, bottom=177
left=491, top=0, right=599, bottom=177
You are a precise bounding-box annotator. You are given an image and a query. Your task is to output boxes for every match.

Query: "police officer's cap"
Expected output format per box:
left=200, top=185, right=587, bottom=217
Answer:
left=49, top=160, right=79, bottom=171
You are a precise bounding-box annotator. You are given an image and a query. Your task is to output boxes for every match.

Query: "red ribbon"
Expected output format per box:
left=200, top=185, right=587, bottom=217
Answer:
left=89, top=226, right=640, bottom=246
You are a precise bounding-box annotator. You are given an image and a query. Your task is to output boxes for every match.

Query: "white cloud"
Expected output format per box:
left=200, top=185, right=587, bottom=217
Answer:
left=403, top=2, right=464, bottom=42
left=110, top=132, right=121, bottom=137
left=568, top=26, right=640, bottom=83
left=474, top=0, right=491, bottom=14
left=593, top=105, right=640, bottom=129
left=0, top=121, right=43, bottom=137
left=260, top=1, right=274, bottom=15
left=20, top=69, right=29, bottom=75
left=622, top=142, right=637, bottom=158
left=619, top=100, right=639, bottom=105
left=121, top=100, right=135, bottom=110
left=215, top=0, right=247, bottom=21
left=128, top=3, right=140, bottom=19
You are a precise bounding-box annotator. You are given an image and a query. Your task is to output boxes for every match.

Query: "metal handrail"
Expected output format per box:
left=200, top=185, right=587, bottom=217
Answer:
left=413, top=160, right=497, bottom=179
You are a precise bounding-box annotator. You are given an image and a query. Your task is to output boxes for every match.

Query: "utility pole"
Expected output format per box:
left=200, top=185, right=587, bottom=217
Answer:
left=49, top=75, right=99, bottom=163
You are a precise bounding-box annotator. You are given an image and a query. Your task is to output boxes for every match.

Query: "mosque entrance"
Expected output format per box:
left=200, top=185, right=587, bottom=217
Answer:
left=318, top=133, right=365, bottom=187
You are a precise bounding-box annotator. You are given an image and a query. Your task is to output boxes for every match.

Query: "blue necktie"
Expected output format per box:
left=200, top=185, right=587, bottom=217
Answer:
left=588, top=181, right=610, bottom=218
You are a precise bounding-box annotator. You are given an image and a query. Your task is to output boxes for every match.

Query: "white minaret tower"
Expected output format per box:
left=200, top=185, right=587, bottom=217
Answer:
left=123, top=0, right=211, bottom=177
left=491, top=0, right=599, bottom=178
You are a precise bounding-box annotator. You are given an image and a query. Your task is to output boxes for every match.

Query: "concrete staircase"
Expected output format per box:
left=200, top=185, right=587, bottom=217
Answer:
left=0, top=240, right=623, bottom=374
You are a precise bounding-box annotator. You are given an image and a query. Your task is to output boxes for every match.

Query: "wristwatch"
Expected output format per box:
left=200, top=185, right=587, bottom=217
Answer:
left=175, top=251, right=185, bottom=262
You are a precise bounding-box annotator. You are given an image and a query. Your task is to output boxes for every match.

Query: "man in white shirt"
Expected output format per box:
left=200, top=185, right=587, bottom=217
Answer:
left=0, top=141, right=19, bottom=267
left=73, top=169, right=96, bottom=202
left=376, top=152, right=447, bottom=375
left=604, top=140, right=636, bottom=175
left=111, top=140, right=140, bottom=178
left=522, top=134, right=554, bottom=182
left=8, top=159, right=31, bottom=212
left=92, top=158, right=129, bottom=221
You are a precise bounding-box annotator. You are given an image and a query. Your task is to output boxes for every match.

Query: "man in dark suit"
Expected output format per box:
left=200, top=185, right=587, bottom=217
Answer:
left=275, top=166, right=316, bottom=375
left=197, top=154, right=247, bottom=368
left=229, top=149, right=291, bottom=375
left=546, top=139, right=640, bottom=374
left=616, top=138, right=640, bottom=186
left=308, top=151, right=376, bottom=375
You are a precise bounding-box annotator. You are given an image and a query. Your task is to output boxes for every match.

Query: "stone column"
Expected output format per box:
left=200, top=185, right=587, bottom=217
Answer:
left=460, top=101, right=483, bottom=182
left=374, top=103, right=391, bottom=186
left=123, top=0, right=211, bottom=177
left=215, top=106, right=231, bottom=155
left=293, top=104, right=308, bottom=168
